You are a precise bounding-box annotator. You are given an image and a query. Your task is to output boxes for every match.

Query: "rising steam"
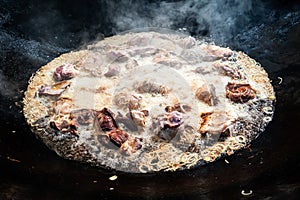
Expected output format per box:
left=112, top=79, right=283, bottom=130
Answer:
left=105, top=0, right=265, bottom=44
left=0, top=0, right=299, bottom=99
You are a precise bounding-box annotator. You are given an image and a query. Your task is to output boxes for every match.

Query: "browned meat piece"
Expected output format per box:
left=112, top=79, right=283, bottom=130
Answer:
left=120, top=137, right=143, bottom=155
left=104, top=64, right=120, bottom=77
left=202, top=45, right=233, bottom=60
left=53, top=98, right=73, bottom=114
left=152, top=111, right=185, bottom=141
left=199, top=111, right=236, bottom=135
left=131, top=110, right=147, bottom=127
left=107, top=129, right=129, bottom=147
left=214, top=61, right=242, bottom=79
left=107, top=50, right=129, bottom=62
left=195, top=85, right=211, bottom=105
left=163, top=111, right=184, bottom=128
left=50, top=119, right=77, bottom=135
left=71, top=109, right=96, bottom=125
left=195, top=84, right=218, bottom=106
left=113, top=93, right=131, bottom=109
left=114, top=94, right=143, bottom=110
left=38, top=81, right=70, bottom=96
left=165, top=103, right=182, bottom=113
left=53, top=63, right=78, bottom=81
left=128, top=94, right=143, bottom=110
left=152, top=51, right=183, bottom=69
left=96, top=108, right=118, bottom=132
left=165, top=103, right=192, bottom=113
left=125, top=59, right=138, bottom=70
left=226, top=82, right=256, bottom=103
left=140, top=110, right=149, bottom=116
left=136, top=81, right=170, bottom=95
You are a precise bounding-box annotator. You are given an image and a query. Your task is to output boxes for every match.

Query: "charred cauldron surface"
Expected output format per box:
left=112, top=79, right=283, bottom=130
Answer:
left=0, top=0, right=300, bottom=199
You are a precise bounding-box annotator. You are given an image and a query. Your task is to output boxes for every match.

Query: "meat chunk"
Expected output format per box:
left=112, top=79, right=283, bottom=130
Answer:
left=226, top=82, right=256, bottom=103
left=50, top=119, right=77, bottom=135
left=195, top=85, right=211, bottom=105
left=53, top=98, right=73, bottom=114
left=195, top=84, right=218, bottom=106
left=214, top=61, right=242, bottom=79
left=125, top=59, right=138, bottom=70
left=199, top=111, right=236, bottom=135
left=38, top=81, right=70, bottom=96
left=107, top=129, right=129, bottom=147
left=201, top=45, right=233, bottom=60
left=153, top=111, right=185, bottom=141
left=120, top=137, right=143, bottom=155
left=71, top=109, right=96, bottom=125
left=163, top=111, right=184, bottom=128
left=129, top=94, right=143, bottom=110
left=136, top=81, right=170, bottom=95
left=165, top=103, right=192, bottom=113
left=152, top=50, right=184, bottom=69
left=104, top=64, right=120, bottom=77
left=107, top=50, right=129, bottom=62
left=53, top=63, right=78, bottom=81
left=113, top=92, right=131, bottom=109
left=131, top=110, right=147, bottom=127
left=96, top=108, right=118, bottom=132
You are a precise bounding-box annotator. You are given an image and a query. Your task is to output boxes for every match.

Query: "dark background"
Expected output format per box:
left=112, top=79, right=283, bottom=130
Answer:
left=0, top=0, right=299, bottom=199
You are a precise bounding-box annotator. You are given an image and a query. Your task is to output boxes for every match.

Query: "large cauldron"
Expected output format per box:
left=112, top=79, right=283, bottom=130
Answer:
left=0, top=0, right=299, bottom=199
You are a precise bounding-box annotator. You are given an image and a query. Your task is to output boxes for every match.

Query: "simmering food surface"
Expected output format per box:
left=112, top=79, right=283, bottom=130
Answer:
left=23, top=31, right=275, bottom=173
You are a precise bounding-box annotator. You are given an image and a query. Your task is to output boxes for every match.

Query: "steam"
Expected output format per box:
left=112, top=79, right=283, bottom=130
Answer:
left=105, top=0, right=265, bottom=44
left=104, top=0, right=300, bottom=71
left=0, top=0, right=299, bottom=100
